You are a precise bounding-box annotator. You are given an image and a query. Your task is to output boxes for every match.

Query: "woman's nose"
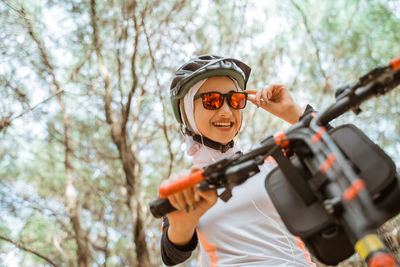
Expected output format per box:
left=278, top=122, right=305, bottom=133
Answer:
left=218, top=98, right=233, bottom=114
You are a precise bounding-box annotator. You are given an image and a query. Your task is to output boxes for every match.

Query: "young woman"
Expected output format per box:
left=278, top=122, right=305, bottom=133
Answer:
left=160, top=55, right=316, bottom=266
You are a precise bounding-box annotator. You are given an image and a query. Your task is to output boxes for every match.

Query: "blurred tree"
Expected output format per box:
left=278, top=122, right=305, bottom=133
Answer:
left=0, top=0, right=399, bottom=266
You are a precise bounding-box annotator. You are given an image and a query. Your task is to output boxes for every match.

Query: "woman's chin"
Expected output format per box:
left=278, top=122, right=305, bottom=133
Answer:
left=211, top=128, right=236, bottom=142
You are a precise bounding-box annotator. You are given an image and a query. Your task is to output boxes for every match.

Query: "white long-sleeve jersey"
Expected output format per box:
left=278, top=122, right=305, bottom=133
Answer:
left=195, top=161, right=316, bottom=266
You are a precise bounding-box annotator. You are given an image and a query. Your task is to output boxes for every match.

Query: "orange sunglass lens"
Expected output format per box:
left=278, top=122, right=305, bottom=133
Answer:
left=203, top=93, right=223, bottom=109
left=230, top=93, right=246, bottom=109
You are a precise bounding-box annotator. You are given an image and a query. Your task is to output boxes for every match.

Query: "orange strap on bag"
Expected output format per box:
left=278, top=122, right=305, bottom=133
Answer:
left=342, top=179, right=366, bottom=202
left=311, top=127, right=327, bottom=143
left=320, top=153, right=336, bottom=173
left=159, top=170, right=205, bottom=198
left=274, top=131, right=290, bottom=148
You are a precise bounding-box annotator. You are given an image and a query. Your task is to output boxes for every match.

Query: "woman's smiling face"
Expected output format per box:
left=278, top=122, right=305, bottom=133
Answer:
left=194, top=76, right=242, bottom=144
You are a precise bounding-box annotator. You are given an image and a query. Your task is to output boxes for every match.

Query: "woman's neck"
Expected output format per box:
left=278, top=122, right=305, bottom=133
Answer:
left=191, top=143, right=240, bottom=168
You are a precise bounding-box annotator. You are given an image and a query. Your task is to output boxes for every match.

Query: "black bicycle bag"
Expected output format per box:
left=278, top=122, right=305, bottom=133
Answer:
left=265, top=124, right=400, bottom=265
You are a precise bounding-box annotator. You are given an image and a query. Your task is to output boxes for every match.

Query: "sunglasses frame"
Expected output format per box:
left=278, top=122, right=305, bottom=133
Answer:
left=194, top=91, right=248, bottom=110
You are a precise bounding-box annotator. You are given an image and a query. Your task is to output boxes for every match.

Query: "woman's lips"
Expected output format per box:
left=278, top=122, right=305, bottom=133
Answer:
left=212, top=121, right=234, bottom=131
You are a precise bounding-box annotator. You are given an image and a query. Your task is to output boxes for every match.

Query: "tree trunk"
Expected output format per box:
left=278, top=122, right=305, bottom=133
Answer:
left=119, top=140, right=151, bottom=267
left=128, top=191, right=151, bottom=266
left=58, top=93, right=90, bottom=267
left=19, top=4, right=90, bottom=265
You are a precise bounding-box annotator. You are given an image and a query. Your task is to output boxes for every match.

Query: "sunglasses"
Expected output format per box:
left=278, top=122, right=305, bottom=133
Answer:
left=194, top=91, right=248, bottom=110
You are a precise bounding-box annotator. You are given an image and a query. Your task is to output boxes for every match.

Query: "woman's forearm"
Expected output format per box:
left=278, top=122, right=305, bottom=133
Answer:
left=167, top=222, right=197, bottom=246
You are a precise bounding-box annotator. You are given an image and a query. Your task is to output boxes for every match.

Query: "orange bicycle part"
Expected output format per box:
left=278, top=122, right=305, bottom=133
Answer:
left=159, top=170, right=205, bottom=198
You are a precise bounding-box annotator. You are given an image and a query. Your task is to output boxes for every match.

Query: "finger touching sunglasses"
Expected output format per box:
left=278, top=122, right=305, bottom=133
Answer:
left=247, top=84, right=292, bottom=107
left=247, top=85, right=304, bottom=125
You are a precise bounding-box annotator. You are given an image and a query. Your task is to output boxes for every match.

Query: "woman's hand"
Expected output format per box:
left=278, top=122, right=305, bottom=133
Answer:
left=161, top=167, right=217, bottom=246
left=247, top=84, right=303, bottom=124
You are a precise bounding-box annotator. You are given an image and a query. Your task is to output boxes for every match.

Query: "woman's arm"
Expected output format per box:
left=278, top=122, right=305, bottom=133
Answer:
left=160, top=167, right=218, bottom=265
left=161, top=216, right=198, bottom=266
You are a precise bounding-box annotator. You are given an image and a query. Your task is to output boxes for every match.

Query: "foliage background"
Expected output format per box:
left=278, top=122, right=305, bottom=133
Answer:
left=0, top=0, right=399, bottom=266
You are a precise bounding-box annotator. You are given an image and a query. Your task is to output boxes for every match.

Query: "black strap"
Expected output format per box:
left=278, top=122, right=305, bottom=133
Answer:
left=184, top=128, right=234, bottom=153
left=309, top=171, right=329, bottom=192
left=271, top=147, right=317, bottom=205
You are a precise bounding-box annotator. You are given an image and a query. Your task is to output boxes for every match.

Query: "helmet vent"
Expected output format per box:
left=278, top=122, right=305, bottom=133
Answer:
left=182, top=63, right=199, bottom=71
left=198, top=55, right=215, bottom=60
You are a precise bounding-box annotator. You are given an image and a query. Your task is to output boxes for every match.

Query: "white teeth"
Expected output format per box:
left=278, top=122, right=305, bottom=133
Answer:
left=212, top=122, right=232, bottom=127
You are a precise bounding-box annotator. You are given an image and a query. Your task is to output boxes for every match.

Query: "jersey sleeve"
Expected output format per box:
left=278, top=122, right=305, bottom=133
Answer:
left=161, top=216, right=198, bottom=266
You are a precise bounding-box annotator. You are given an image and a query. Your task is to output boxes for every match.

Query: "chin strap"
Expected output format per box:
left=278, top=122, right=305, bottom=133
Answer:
left=184, top=128, right=234, bottom=153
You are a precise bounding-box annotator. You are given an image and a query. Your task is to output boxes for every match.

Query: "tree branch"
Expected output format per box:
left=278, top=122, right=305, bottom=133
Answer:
left=141, top=14, right=174, bottom=177
left=0, top=114, right=12, bottom=132
left=0, top=235, right=59, bottom=267
left=12, top=89, right=64, bottom=120
left=123, top=2, right=140, bottom=130
left=1, top=48, right=90, bottom=132
left=90, top=0, right=114, bottom=127
left=68, top=50, right=92, bottom=82
left=290, top=0, right=330, bottom=94
left=229, top=1, right=248, bottom=55
left=90, top=2, right=150, bottom=265
left=12, top=4, right=90, bottom=266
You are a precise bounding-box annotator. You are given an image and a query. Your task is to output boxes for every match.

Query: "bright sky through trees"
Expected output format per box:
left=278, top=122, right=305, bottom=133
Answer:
left=1, top=0, right=399, bottom=266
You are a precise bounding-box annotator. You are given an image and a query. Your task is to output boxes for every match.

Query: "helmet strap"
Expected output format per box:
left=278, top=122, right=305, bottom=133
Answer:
left=180, top=100, right=191, bottom=128
left=184, top=128, right=234, bottom=153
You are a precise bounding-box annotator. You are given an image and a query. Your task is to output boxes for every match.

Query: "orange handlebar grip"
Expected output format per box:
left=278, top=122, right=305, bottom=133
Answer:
left=390, top=57, right=400, bottom=71
left=159, top=170, right=205, bottom=198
